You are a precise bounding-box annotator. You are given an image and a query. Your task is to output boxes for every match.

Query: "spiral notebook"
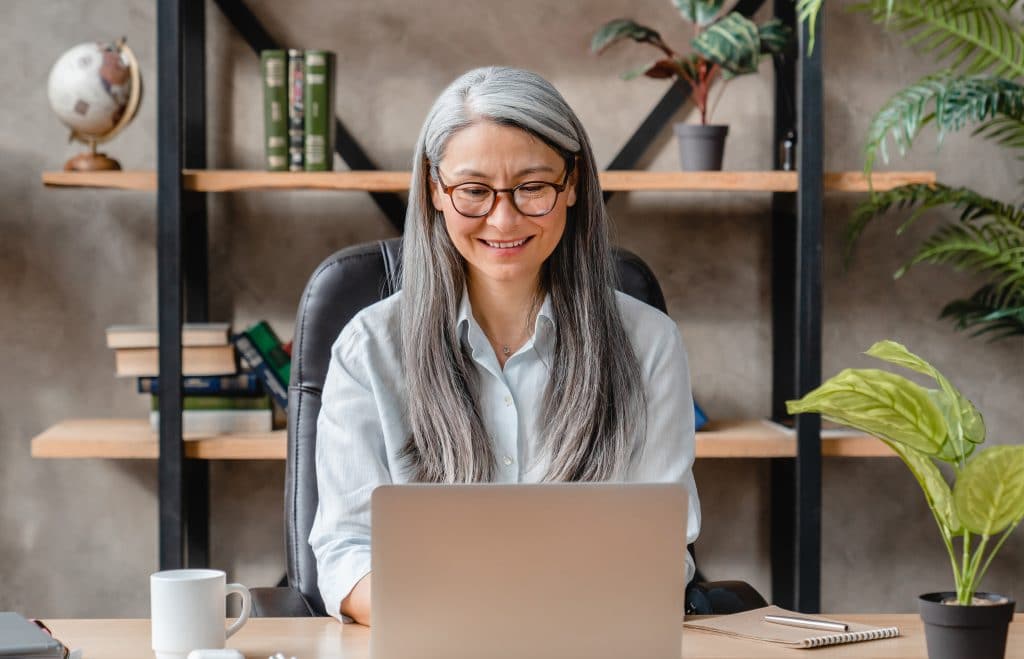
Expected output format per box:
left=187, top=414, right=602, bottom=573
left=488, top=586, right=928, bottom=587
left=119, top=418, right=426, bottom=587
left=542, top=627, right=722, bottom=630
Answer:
left=684, top=605, right=901, bottom=649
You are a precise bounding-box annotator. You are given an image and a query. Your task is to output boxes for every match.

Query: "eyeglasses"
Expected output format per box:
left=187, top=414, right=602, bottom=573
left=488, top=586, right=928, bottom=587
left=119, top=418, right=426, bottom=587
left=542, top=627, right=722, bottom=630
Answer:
left=435, top=164, right=573, bottom=218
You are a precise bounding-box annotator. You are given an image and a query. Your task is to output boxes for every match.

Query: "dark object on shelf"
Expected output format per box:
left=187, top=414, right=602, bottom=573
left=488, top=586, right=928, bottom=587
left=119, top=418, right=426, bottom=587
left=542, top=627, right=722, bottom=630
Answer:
left=248, top=238, right=765, bottom=617
left=779, top=130, right=797, bottom=171
left=919, top=592, right=1015, bottom=659
left=674, top=124, right=729, bottom=171
left=287, top=49, right=304, bottom=172
left=303, top=50, right=336, bottom=171
left=261, top=50, right=287, bottom=171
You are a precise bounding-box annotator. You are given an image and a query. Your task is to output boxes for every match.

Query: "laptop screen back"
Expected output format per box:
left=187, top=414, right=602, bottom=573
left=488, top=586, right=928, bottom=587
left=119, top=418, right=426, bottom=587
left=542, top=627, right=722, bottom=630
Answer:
left=371, top=483, right=688, bottom=659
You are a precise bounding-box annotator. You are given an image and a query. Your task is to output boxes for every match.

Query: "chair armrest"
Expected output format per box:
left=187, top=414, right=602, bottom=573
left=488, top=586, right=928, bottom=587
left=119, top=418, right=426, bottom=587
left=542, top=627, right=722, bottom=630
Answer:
left=250, top=587, right=322, bottom=617
left=685, top=580, right=768, bottom=615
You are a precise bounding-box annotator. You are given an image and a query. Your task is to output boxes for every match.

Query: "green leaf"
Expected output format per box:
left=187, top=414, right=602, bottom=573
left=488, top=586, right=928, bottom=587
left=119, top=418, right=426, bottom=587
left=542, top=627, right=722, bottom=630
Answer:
left=940, top=285, right=1024, bottom=339
left=591, top=19, right=662, bottom=54
left=863, top=72, right=1024, bottom=175
left=882, top=438, right=962, bottom=534
left=692, top=13, right=762, bottom=76
left=671, top=0, right=725, bottom=27
left=621, top=59, right=681, bottom=80
left=851, top=0, right=1024, bottom=79
left=758, top=19, right=793, bottom=56
left=927, top=389, right=977, bottom=462
left=953, top=446, right=1024, bottom=535
left=865, top=340, right=986, bottom=453
left=786, top=368, right=949, bottom=455
left=796, top=0, right=826, bottom=53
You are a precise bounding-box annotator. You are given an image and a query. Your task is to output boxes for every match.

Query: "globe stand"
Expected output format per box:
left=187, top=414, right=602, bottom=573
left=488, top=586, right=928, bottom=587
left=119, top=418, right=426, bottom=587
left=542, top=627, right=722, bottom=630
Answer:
left=64, top=141, right=121, bottom=172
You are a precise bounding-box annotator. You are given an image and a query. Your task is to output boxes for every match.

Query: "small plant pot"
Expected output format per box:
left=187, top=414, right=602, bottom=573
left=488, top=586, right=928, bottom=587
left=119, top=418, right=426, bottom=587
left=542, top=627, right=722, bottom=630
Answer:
left=673, top=123, right=729, bottom=171
left=918, top=592, right=1015, bottom=659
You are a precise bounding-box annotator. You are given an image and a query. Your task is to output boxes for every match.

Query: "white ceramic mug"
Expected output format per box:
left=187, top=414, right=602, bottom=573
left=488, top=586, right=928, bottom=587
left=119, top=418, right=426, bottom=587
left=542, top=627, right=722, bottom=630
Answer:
left=150, top=569, right=251, bottom=659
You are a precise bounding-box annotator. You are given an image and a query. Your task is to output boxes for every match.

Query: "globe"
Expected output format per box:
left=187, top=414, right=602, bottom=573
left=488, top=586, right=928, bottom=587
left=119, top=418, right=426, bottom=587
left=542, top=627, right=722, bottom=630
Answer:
left=47, top=38, right=142, bottom=171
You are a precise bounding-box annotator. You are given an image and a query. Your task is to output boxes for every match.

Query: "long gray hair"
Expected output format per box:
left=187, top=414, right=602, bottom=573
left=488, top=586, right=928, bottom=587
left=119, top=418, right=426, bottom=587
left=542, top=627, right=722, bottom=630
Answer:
left=400, top=66, right=646, bottom=483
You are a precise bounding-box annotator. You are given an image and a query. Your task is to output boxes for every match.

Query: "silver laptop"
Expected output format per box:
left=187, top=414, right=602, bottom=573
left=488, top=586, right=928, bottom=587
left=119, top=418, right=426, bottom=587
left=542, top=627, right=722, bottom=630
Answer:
left=371, top=483, right=688, bottom=659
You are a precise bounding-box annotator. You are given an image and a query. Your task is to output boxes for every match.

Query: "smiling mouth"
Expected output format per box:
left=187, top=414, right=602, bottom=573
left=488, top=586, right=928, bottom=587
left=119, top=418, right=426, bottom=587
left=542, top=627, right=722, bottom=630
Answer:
left=480, top=237, right=533, bottom=249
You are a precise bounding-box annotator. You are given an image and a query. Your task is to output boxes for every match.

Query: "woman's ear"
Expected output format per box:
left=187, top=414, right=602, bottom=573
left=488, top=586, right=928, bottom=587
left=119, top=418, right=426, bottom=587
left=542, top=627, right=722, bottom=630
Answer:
left=566, top=160, right=579, bottom=208
left=430, top=177, right=445, bottom=212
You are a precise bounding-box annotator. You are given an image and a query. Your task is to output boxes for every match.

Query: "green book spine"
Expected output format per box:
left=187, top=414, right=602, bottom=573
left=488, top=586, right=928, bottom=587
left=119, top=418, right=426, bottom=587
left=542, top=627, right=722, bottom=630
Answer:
left=245, top=321, right=291, bottom=387
left=303, top=50, right=335, bottom=171
left=260, top=50, right=288, bottom=172
left=150, top=395, right=272, bottom=411
left=287, top=49, right=305, bottom=172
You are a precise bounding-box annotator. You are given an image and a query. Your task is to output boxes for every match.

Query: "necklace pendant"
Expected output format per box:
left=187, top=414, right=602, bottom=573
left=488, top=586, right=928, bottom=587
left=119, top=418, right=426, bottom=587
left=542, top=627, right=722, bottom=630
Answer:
left=502, top=344, right=511, bottom=357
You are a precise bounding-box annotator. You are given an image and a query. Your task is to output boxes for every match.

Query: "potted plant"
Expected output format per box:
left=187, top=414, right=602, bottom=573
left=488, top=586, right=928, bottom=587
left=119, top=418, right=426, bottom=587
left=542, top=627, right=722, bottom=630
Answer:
left=787, top=340, right=1022, bottom=659
left=801, top=0, right=1024, bottom=340
left=591, top=0, right=791, bottom=170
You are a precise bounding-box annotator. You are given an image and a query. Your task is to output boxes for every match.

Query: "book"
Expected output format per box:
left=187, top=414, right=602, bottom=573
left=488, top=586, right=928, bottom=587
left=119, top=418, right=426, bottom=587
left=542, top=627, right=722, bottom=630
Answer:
left=150, top=409, right=273, bottom=434
left=303, top=50, right=336, bottom=171
left=149, top=395, right=271, bottom=411
left=106, top=322, right=231, bottom=349
left=684, top=606, right=900, bottom=649
left=137, top=373, right=263, bottom=396
left=261, top=49, right=288, bottom=171
left=232, top=332, right=288, bottom=410
left=244, top=321, right=291, bottom=390
left=287, top=48, right=305, bottom=171
left=114, top=346, right=237, bottom=377
left=694, top=399, right=708, bottom=431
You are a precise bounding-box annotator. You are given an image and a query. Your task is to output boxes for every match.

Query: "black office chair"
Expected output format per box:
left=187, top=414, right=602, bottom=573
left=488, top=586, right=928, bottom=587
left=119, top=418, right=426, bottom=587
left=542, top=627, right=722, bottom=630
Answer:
left=250, top=238, right=766, bottom=617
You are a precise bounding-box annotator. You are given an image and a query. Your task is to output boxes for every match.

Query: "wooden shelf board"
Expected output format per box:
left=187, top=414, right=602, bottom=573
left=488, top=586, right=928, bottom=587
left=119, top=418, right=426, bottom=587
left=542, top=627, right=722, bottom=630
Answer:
left=30, top=419, right=285, bottom=460
left=42, top=170, right=936, bottom=193
left=30, top=418, right=893, bottom=461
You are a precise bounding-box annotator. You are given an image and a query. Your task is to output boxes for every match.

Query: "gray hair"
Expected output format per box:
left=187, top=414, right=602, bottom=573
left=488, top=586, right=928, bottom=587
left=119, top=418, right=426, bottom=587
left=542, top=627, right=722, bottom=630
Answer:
left=400, top=66, right=646, bottom=483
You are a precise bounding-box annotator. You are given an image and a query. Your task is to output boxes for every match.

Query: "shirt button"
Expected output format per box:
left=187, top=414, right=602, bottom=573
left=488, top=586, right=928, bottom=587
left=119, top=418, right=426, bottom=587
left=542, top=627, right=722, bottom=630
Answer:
left=503, top=455, right=514, bottom=466
left=504, top=395, right=512, bottom=407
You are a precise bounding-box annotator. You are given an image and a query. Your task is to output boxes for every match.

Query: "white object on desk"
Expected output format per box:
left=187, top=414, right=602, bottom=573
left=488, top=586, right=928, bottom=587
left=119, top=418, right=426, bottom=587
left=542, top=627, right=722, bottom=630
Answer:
left=186, top=651, right=245, bottom=659
left=150, top=569, right=251, bottom=659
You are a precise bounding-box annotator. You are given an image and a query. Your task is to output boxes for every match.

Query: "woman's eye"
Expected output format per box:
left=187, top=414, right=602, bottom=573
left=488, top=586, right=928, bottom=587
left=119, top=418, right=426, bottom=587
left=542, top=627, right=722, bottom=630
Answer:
left=519, top=184, right=546, bottom=195
left=459, top=186, right=491, bottom=198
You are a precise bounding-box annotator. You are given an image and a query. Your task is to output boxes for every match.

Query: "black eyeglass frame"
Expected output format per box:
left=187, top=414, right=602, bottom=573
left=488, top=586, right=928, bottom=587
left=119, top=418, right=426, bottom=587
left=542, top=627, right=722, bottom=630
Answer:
left=433, top=159, right=576, bottom=218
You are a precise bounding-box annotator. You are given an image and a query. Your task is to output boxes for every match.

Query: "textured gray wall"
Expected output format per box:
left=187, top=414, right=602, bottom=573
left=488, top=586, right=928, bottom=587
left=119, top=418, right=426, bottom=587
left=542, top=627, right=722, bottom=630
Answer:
left=2, top=0, right=1020, bottom=617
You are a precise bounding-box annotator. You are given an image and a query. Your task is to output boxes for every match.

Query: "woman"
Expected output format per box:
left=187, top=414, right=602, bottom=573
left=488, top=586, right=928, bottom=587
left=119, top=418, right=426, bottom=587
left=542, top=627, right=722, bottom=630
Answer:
left=310, top=66, right=700, bottom=625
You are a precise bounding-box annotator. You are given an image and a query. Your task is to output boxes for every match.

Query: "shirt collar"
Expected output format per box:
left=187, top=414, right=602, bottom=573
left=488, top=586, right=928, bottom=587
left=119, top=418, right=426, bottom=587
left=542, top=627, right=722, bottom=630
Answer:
left=456, top=289, right=557, bottom=361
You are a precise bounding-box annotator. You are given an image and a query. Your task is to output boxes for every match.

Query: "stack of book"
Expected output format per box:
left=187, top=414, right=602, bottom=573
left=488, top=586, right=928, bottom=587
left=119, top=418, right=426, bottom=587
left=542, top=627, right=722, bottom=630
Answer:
left=106, top=321, right=292, bottom=435
left=261, top=48, right=336, bottom=172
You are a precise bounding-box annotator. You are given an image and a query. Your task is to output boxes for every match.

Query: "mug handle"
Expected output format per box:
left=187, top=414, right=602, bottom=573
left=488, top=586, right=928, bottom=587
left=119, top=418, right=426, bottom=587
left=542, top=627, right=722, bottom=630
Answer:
left=225, top=583, right=252, bottom=639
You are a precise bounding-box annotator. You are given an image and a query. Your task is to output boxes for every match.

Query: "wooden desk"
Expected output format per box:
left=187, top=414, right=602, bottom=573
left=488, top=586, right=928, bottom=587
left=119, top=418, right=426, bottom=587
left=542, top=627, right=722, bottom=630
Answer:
left=43, top=615, right=1024, bottom=658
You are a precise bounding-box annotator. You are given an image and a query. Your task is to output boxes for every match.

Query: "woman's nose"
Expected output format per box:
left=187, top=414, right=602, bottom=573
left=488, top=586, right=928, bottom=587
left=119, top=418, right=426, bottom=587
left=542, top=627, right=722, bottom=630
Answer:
left=486, top=191, right=520, bottom=231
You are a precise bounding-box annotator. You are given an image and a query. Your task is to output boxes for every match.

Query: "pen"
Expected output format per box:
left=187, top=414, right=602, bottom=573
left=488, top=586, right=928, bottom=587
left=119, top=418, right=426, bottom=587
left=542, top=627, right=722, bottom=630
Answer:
left=764, top=614, right=849, bottom=632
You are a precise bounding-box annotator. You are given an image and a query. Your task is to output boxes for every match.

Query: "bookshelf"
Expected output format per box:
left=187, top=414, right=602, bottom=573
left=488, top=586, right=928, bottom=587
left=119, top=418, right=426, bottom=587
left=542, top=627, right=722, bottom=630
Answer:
left=32, top=0, right=862, bottom=613
left=30, top=419, right=895, bottom=460
left=41, top=169, right=935, bottom=193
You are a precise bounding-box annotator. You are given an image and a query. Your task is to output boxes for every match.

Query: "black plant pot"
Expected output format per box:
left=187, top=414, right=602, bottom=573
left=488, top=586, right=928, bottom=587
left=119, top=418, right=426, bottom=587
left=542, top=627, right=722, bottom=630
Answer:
left=673, top=123, right=728, bottom=171
left=919, top=592, right=1016, bottom=659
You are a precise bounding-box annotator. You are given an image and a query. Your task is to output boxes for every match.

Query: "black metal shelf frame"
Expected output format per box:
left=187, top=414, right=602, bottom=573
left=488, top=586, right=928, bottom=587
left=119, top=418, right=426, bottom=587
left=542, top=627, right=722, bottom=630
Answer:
left=154, top=0, right=825, bottom=612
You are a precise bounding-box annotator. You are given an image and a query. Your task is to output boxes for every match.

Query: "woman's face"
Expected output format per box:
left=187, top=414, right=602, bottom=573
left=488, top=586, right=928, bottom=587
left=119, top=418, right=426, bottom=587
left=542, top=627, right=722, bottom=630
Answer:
left=431, top=121, right=576, bottom=290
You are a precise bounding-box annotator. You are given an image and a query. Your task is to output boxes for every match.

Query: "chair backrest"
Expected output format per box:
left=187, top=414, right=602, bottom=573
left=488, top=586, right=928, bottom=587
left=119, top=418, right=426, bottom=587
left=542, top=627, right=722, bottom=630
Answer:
left=286, top=237, right=668, bottom=614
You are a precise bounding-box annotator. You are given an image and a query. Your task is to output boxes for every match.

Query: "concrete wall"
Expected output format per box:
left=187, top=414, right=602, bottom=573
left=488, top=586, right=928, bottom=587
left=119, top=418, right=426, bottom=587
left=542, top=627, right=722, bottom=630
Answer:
left=2, top=0, right=1020, bottom=617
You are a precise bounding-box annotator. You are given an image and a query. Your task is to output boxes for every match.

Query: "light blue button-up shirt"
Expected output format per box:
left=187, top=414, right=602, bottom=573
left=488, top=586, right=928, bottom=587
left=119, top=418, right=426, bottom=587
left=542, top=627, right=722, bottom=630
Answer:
left=310, top=289, right=701, bottom=621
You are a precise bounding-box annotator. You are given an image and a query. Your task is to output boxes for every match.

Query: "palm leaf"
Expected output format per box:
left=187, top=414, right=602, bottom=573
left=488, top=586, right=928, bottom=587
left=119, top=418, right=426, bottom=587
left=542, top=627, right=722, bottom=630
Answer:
left=940, top=285, right=1024, bottom=338
left=900, top=220, right=1024, bottom=303
left=671, top=0, right=725, bottom=27
left=692, top=13, right=762, bottom=75
left=796, top=0, right=826, bottom=52
left=864, top=72, right=1024, bottom=174
left=973, top=114, right=1024, bottom=150
left=847, top=183, right=1024, bottom=260
left=759, top=19, right=794, bottom=56
left=851, top=0, right=1024, bottom=79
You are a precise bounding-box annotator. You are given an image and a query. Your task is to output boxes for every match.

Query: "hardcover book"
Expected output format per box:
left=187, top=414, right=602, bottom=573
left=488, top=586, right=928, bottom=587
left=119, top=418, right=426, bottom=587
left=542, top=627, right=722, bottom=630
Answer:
left=114, top=345, right=237, bottom=377
left=106, top=322, right=230, bottom=349
left=287, top=48, right=305, bottom=171
left=261, top=49, right=288, bottom=171
left=303, top=50, right=336, bottom=171
left=149, top=394, right=271, bottom=411
left=232, top=332, right=288, bottom=410
left=137, top=373, right=263, bottom=396
left=244, top=321, right=291, bottom=389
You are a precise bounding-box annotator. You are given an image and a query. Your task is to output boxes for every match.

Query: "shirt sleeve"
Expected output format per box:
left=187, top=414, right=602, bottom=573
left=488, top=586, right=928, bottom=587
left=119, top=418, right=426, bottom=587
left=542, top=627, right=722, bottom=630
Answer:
left=309, top=322, right=393, bottom=622
left=625, top=315, right=702, bottom=585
